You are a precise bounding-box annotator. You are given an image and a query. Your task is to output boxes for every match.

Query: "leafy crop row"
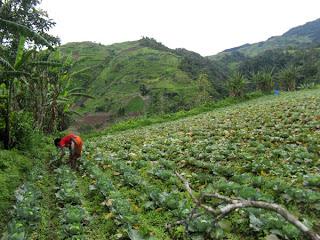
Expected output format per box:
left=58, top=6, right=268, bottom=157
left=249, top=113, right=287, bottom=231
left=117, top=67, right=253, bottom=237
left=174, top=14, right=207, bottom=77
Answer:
left=1, top=184, right=41, bottom=240
left=54, top=166, right=88, bottom=239
left=81, top=159, right=148, bottom=239
left=84, top=89, right=320, bottom=239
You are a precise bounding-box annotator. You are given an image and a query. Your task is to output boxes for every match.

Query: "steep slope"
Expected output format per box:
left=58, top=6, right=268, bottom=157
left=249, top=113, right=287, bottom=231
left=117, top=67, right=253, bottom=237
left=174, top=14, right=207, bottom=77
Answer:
left=58, top=39, right=226, bottom=131
left=283, top=18, right=320, bottom=42
left=210, top=18, right=320, bottom=60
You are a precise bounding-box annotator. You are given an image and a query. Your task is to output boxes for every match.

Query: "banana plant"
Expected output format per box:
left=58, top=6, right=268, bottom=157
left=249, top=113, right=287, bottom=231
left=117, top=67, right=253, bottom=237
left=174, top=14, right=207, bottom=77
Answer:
left=0, top=34, right=29, bottom=149
left=0, top=13, right=54, bottom=148
left=44, top=55, right=95, bottom=132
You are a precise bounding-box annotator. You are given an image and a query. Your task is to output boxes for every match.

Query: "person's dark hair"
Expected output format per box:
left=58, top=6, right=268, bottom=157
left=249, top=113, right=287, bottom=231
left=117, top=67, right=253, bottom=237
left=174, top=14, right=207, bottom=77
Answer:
left=54, top=138, right=61, bottom=147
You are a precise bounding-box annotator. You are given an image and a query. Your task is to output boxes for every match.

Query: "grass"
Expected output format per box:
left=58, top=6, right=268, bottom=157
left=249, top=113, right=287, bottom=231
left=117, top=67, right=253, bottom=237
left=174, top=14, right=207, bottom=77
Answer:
left=0, top=150, right=32, bottom=232
left=29, top=159, right=60, bottom=240
left=0, top=134, right=55, bottom=236
left=125, top=96, right=145, bottom=113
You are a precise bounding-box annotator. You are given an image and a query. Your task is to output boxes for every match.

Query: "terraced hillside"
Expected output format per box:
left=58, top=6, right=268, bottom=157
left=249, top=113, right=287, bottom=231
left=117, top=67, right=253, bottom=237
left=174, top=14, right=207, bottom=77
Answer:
left=2, top=88, right=320, bottom=239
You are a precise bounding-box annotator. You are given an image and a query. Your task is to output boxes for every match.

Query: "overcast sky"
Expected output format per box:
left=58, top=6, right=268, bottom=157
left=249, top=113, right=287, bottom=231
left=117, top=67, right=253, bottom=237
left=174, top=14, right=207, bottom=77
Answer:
left=40, top=0, right=320, bottom=56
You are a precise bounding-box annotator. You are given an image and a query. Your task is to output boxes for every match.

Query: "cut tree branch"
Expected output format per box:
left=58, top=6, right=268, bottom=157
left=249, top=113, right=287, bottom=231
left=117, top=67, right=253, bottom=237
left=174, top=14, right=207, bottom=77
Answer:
left=175, top=172, right=320, bottom=240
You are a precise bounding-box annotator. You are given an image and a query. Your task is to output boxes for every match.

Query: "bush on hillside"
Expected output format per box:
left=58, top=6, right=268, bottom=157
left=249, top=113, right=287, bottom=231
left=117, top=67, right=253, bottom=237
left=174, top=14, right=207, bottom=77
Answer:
left=10, top=112, right=35, bottom=151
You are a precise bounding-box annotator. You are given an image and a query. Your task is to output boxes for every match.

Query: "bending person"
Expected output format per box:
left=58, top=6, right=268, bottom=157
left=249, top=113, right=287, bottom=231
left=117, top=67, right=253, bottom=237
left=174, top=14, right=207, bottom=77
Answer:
left=54, top=133, right=83, bottom=170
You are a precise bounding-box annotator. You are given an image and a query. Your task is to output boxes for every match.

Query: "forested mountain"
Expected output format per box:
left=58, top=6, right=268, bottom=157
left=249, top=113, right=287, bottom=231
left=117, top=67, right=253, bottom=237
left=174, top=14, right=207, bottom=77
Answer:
left=206, top=18, right=320, bottom=97
left=210, top=18, right=320, bottom=59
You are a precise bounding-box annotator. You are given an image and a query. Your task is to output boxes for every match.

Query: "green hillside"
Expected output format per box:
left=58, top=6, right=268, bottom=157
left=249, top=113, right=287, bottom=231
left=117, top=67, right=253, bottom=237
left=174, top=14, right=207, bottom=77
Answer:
left=2, top=88, right=319, bottom=239
left=207, top=19, right=320, bottom=92
left=57, top=19, right=320, bottom=132
left=210, top=18, right=320, bottom=60
left=58, top=39, right=227, bottom=131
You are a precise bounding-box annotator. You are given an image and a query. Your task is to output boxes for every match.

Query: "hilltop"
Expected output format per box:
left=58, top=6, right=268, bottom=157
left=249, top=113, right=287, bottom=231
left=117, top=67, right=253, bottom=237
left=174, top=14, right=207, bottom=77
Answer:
left=210, top=18, right=320, bottom=59
left=207, top=18, right=320, bottom=84
left=58, top=38, right=227, bottom=131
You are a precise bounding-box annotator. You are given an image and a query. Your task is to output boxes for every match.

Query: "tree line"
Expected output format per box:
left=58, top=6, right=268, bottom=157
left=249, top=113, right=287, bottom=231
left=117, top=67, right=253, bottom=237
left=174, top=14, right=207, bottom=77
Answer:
left=140, top=37, right=320, bottom=101
left=225, top=48, right=320, bottom=98
left=0, top=0, right=92, bottom=150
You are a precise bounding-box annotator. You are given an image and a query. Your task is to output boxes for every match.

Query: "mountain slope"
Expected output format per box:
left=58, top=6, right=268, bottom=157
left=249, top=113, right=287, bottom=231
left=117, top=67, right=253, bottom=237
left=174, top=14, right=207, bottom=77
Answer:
left=283, top=18, right=320, bottom=41
left=210, top=18, right=320, bottom=59
left=58, top=38, right=227, bottom=131
left=59, top=18, right=320, bottom=132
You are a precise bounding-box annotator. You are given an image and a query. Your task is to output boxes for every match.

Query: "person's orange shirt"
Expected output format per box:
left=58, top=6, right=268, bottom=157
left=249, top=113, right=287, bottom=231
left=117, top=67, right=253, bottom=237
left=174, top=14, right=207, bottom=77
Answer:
left=59, top=134, right=83, bottom=156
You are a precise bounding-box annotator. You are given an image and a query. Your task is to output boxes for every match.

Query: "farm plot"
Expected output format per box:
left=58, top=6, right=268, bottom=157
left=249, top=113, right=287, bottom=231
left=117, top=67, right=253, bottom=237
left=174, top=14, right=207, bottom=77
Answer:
left=83, top=89, right=320, bottom=239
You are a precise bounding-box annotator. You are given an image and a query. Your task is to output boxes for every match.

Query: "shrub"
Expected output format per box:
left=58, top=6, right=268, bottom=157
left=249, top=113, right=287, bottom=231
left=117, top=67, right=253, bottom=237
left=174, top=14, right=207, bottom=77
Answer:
left=11, top=111, right=35, bottom=150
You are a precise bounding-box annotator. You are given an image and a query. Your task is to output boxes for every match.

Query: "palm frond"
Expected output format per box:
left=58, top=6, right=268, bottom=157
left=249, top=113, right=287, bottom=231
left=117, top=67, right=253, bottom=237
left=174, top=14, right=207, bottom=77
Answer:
left=14, top=35, right=26, bottom=69
left=0, top=18, right=53, bottom=50
left=2, top=70, right=31, bottom=77
left=57, top=96, right=70, bottom=102
left=0, top=0, right=14, bottom=13
left=56, top=101, right=67, bottom=106
left=0, top=56, right=14, bottom=70
left=68, top=87, right=86, bottom=93
left=30, top=61, right=63, bottom=67
left=69, top=65, right=98, bottom=77
left=21, top=49, right=37, bottom=65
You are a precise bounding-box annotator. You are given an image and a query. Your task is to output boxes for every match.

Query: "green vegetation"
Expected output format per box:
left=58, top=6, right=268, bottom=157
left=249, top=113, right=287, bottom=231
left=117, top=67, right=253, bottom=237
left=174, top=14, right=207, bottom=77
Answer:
left=0, top=150, right=31, bottom=231
left=1, top=2, right=320, bottom=239
left=59, top=41, right=194, bottom=113
left=0, top=136, right=55, bottom=238
left=58, top=19, right=320, bottom=132
left=84, top=92, right=266, bottom=138
left=210, top=18, right=320, bottom=58
left=78, top=88, right=320, bottom=239
left=57, top=38, right=228, bottom=132
left=1, top=84, right=320, bottom=239
left=2, top=11, right=317, bottom=136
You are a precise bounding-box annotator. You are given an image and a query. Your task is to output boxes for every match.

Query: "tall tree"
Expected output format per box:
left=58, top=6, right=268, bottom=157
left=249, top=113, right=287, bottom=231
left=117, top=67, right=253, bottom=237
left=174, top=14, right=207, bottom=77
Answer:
left=22, top=51, right=93, bottom=133
left=0, top=0, right=58, bottom=148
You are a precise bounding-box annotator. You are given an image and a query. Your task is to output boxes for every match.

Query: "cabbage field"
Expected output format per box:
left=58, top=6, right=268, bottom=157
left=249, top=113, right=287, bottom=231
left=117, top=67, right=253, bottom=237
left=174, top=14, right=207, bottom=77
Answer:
left=2, top=89, right=320, bottom=240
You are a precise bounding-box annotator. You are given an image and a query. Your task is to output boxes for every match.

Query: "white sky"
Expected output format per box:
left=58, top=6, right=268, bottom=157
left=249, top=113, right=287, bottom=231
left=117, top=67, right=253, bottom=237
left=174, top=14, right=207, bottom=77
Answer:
left=40, top=0, right=320, bottom=56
